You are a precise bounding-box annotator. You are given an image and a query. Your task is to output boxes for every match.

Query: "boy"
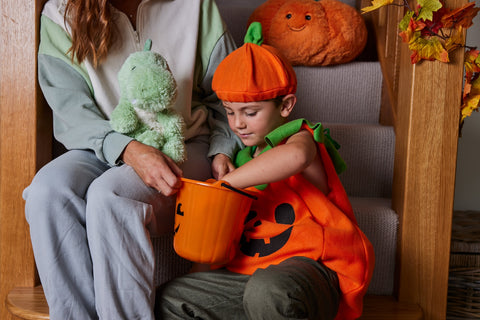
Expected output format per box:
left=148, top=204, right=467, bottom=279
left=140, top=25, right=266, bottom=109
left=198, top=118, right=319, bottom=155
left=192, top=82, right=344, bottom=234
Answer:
left=156, top=22, right=374, bottom=320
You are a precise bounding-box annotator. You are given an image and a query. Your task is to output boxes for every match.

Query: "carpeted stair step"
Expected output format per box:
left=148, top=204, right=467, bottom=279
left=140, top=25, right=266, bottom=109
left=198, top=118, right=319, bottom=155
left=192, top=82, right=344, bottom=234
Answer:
left=323, top=123, right=395, bottom=198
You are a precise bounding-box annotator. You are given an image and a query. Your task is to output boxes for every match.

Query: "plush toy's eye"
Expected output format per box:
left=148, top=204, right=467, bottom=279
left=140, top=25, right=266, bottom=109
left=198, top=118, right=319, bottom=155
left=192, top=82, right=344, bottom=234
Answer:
left=305, top=15, right=311, bottom=20
left=286, top=13, right=292, bottom=19
left=131, top=66, right=136, bottom=71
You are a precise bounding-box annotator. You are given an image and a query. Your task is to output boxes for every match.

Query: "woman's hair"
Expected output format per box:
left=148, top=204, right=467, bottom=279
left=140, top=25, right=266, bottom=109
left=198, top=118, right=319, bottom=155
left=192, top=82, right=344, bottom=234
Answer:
left=64, top=0, right=114, bottom=67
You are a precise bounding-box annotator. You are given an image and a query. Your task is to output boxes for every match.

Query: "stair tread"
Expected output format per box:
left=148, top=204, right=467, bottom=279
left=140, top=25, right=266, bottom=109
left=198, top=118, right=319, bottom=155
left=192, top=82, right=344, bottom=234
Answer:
left=6, top=287, right=422, bottom=320
left=351, top=197, right=397, bottom=295
left=6, top=286, right=49, bottom=320
left=360, top=295, right=423, bottom=320
left=323, top=124, right=395, bottom=198
left=293, top=63, right=383, bottom=124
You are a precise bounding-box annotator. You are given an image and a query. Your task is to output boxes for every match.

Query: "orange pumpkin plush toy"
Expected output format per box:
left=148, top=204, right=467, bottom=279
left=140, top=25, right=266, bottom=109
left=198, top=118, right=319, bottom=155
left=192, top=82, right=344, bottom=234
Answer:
left=248, top=0, right=368, bottom=66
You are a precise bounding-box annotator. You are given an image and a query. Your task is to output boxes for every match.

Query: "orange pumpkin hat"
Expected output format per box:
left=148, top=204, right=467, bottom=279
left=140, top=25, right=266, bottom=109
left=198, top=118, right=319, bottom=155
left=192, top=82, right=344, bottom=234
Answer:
left=212, top=22, right=297, bottom=102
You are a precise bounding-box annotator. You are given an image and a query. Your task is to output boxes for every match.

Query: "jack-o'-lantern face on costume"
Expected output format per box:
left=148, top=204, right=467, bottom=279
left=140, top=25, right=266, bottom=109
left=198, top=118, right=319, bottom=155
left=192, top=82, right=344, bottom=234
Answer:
left=240, top=203, right=295, bottom=257
left=226, top=178, right=328, bottom=273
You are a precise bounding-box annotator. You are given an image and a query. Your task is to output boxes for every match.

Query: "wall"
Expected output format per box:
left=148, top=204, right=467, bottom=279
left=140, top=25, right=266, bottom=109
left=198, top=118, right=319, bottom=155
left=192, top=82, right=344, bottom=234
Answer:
left=454, top=6, right=480, bottom=211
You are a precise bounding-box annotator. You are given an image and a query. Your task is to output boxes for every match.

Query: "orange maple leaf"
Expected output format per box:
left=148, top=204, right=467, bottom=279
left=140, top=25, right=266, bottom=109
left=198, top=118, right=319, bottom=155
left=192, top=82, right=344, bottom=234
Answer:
left=461, top=60, right=480, bottom=123
left=461, top=94, right=480, bottom=123
left=463, top=50, right=480, bottom=99
left=399, top=17, right=426, bottom=43
left=409, top=36, right=449, bottom=63
left=444, top=26, right=465, bottom=53
left=464, top=49, right=480, bottom=80
left=471, top=75, right=480, bottom=96
left=441, top=2, right=480, bottom=29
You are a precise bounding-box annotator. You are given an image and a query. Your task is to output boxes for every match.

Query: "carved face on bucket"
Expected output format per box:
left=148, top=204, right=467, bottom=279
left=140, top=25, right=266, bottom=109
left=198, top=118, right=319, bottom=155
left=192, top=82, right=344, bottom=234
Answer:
left=174, top=203, right=184, bottom=234
left=240, top=203, right=295, bottom=257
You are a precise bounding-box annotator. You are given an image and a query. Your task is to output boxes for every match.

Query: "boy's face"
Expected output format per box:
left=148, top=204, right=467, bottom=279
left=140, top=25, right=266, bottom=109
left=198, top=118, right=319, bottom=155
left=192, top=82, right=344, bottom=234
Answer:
left=222, top=99, right=289, bottom=148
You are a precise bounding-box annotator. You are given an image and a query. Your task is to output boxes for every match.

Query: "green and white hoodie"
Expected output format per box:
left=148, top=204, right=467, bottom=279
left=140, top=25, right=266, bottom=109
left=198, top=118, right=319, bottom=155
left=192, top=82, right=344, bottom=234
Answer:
left=38, top=0, right=240, bottom=165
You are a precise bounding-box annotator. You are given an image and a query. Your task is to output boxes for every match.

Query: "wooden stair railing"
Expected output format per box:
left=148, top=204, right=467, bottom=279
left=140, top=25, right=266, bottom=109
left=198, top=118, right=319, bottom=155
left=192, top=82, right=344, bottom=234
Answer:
left=366, top=1, right=466, bottom=320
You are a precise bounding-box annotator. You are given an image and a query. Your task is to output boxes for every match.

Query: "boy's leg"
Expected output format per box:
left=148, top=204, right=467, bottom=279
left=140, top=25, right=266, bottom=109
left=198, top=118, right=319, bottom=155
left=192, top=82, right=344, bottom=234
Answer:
left=155, top=269, right=249, bottom=320
left=243, top=256, right=341, bottom=320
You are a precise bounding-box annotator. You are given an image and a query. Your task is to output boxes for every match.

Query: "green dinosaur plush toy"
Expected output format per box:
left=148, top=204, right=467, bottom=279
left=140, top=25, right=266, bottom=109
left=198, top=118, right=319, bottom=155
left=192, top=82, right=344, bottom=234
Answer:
left=110, top=39, right=186, bottom=163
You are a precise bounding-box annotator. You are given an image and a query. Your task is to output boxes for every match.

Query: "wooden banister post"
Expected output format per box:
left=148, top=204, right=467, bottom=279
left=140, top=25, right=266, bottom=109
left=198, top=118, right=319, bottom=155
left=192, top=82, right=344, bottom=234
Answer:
left=0, top=1, right=52, bottom=319
left=392, top=1, right=466, bottom=319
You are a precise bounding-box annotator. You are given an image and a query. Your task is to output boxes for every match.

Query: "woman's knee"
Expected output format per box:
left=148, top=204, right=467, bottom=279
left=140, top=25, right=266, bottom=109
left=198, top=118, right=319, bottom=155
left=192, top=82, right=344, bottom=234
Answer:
left=24, top=177, right=60, bottom=226
left=85, top=165, right=161, bottom=228
left=24, top=150, right=104, bottom=225
left=84, top=169, right=123, bottom=227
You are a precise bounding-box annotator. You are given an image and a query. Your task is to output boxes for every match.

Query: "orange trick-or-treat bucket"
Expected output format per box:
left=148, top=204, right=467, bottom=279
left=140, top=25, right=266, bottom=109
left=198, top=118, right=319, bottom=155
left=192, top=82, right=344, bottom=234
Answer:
left=173, top=178, right=258, bottom=264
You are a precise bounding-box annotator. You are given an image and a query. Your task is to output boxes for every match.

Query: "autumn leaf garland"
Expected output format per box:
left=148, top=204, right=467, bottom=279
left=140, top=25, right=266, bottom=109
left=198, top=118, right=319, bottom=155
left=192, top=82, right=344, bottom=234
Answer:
left=362, top=0, right=480, bottom=128
left=462, top=49, right=480, bottom=124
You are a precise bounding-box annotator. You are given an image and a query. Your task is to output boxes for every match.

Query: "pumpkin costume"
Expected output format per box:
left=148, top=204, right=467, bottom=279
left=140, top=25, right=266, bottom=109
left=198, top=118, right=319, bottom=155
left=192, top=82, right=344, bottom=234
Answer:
left=223, top=119, right=374, bottom=319
left=157, top=22, right=374, bottom=320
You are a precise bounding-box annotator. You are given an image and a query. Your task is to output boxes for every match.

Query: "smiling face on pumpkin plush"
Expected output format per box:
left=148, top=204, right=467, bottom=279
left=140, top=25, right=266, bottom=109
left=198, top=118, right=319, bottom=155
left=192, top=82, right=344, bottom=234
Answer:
left=269, top=0, right=330, bottom=65
left=249, top=0, right=368, bottom=66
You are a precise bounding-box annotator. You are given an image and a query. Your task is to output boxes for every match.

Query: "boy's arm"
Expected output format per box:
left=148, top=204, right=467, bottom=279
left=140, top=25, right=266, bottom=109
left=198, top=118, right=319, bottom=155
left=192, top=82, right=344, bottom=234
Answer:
left=222, top=130, right=329, bottom=193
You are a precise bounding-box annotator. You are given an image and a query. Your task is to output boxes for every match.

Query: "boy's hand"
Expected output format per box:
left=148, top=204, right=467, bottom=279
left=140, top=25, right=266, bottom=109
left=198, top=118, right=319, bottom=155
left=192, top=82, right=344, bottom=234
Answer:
left=211, top=153, right=235, bottom=180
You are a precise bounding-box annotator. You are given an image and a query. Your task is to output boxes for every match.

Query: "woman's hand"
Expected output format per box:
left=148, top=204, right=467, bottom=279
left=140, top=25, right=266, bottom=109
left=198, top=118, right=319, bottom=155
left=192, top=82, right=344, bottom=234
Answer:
left=211, top=153, right=235, bottom=180
left=122, top=140, right=183, bottom=196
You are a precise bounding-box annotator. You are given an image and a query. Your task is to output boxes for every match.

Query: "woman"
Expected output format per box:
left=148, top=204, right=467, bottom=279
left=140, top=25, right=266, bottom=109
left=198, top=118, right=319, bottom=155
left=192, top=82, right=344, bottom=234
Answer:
left=23, top=0, right=239, bottom=319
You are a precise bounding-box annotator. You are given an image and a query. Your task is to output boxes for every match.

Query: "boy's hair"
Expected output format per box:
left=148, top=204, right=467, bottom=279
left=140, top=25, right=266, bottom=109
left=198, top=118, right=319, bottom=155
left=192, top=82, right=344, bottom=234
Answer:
left=270, top=96, right=286, bottom=107
left=212, top=22, right=296, bottom=103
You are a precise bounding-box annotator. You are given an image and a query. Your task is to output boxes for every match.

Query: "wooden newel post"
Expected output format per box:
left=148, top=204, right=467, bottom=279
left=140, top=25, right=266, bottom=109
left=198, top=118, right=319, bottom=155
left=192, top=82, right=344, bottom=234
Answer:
left=392, top=1, right=466, bottom=319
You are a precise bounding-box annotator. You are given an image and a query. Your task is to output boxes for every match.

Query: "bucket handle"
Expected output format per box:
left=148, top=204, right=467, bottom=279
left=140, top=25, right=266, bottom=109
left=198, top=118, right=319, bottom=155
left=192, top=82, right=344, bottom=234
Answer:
left=220, top=183, right=258, bottom=200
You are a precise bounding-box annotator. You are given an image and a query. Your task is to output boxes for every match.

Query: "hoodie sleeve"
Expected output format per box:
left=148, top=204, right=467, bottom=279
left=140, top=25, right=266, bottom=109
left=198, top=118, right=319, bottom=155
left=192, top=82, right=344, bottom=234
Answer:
left=194, top=0, right=243, bottom=159
left=38, top=14, right=133, bottom=165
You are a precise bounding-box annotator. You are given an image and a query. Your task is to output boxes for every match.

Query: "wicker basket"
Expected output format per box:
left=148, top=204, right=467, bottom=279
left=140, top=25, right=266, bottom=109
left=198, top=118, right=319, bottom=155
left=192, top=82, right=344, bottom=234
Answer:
left=447, top=211, right=480, bottom=320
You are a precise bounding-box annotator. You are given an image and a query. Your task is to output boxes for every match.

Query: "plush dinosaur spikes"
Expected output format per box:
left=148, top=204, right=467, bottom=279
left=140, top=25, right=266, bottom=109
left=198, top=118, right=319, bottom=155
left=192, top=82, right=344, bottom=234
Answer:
left=143, top=38, right=152, bottom=51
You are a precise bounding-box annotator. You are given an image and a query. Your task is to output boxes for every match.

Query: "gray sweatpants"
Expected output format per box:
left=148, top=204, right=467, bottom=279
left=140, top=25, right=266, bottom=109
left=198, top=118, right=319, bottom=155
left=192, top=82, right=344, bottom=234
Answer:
left=23, top=136, right=211, bottom=320
left=155, top=256, right=341, bottom=320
